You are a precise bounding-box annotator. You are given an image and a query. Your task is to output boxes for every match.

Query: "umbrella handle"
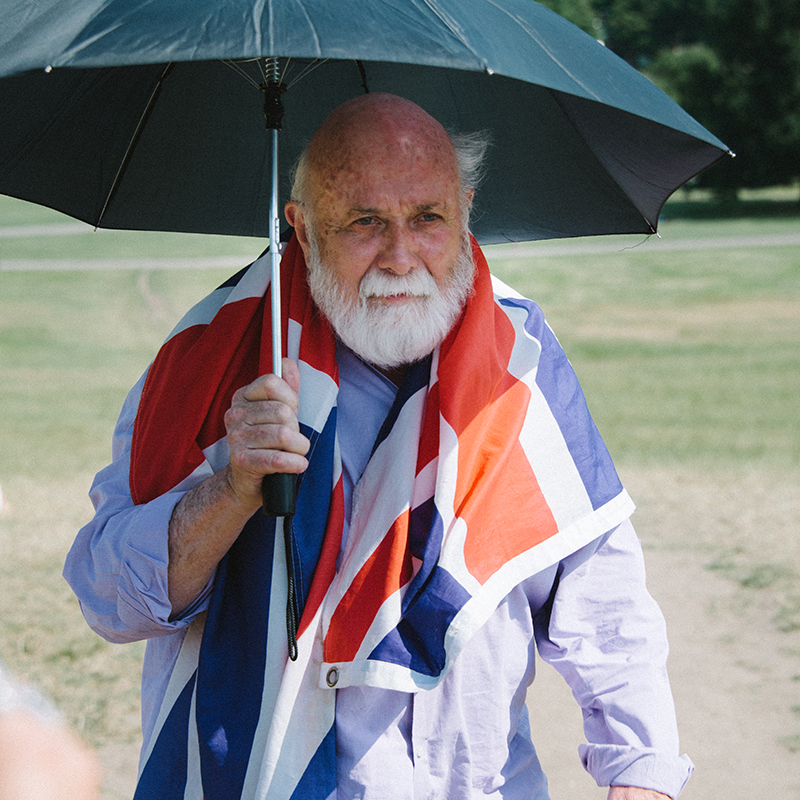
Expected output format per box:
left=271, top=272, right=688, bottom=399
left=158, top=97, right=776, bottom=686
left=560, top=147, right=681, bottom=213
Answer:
left=262, top=472, right=297, bottom=517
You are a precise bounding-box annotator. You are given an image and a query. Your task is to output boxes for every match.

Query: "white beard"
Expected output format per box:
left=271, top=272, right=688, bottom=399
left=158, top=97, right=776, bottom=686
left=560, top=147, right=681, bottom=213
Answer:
left=305, top=237, right=475, bottom=369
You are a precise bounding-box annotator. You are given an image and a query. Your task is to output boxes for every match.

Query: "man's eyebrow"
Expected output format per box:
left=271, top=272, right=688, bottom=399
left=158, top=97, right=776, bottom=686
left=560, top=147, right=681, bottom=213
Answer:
left=349, top=206, right=380, bottom=216
left=348, top=203, right=445, bottom=215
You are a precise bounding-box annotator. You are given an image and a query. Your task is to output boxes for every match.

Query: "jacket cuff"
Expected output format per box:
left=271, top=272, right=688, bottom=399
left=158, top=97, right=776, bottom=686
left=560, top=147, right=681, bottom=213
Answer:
left=580, top=745, right=695, bottom=798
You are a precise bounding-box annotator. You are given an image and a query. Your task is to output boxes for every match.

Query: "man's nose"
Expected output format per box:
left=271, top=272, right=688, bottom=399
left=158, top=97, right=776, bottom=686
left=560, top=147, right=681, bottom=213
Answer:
left=376, top=225, right=417, bottom=275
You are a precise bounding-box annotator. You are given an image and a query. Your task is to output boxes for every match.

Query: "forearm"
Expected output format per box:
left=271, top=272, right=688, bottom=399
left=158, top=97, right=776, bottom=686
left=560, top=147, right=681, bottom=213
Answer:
left=66, top=360, right=308, bottom=637
left=167, top=464, right=260, bottom=615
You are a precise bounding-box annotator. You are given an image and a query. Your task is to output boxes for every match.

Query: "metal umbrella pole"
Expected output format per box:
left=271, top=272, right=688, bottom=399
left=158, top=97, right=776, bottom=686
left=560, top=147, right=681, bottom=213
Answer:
left=260, top=58, right=296, bottom=518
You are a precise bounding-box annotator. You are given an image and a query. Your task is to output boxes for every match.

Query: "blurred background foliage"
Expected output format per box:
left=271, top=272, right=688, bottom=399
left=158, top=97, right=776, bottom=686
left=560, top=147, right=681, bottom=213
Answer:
left=539, top=0, right=800, bottom=196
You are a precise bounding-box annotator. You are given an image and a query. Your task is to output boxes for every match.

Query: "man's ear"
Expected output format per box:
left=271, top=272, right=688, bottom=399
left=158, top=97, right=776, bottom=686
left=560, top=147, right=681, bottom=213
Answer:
left=284, top=201, right=309, bottom=252
left=283, top=200, right=305, bottom=238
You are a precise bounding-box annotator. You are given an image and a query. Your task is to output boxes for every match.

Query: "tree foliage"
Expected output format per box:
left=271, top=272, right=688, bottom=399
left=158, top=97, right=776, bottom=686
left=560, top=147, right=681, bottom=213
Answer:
left=538, top=0, right=800, bottom=192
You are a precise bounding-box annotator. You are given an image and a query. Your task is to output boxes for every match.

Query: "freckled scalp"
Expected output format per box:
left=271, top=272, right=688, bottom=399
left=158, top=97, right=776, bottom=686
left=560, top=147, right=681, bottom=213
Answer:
left=305, top=93, right=460, bottom=208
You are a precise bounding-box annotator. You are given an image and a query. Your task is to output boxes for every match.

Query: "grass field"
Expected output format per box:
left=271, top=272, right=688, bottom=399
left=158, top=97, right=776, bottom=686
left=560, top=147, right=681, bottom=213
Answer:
left=1, top=191, right=799, bottom=797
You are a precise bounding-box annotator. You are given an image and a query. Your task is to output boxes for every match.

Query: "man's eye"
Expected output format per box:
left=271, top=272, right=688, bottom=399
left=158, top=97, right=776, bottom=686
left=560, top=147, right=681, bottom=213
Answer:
left=354, top=216, right=375, bottom=226
left=420, top=213, right=441, bottom=223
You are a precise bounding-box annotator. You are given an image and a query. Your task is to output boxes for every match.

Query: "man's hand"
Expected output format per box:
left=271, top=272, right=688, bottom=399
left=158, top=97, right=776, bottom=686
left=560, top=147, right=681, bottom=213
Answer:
left=224, top=359, right=311, bottom=511
left=167, top=359, right=310, bottom=615
left=608, top=787, right=671, bottom=800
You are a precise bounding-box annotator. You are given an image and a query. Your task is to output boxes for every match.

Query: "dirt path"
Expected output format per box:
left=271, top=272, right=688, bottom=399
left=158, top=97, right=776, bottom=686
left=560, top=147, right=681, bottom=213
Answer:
left=531, top=549, right=800, bottom=799
left=530, top=465, right=800, bottom=799
left=3, top=232, right=800, bottom=273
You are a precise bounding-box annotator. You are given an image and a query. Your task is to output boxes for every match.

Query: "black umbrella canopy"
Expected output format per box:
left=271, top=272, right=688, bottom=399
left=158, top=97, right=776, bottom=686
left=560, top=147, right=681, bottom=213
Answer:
left=0, top=0, right=730, bottom=243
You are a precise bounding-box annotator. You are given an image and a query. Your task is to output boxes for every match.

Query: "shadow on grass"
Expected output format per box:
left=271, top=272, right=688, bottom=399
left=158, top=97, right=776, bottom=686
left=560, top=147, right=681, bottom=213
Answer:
left=662, top=183, right=800, bottom=221
left=664, top=197, right=800, bottom=221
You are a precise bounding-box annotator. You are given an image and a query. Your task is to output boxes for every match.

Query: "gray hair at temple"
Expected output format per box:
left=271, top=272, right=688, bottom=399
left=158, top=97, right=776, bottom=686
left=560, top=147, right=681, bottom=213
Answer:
left=290, top=129, right=491, bottom=226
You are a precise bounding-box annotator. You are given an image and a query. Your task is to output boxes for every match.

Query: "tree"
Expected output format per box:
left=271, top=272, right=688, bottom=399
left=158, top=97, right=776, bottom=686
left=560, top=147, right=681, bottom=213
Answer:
left=645, top=0, right=800, bottom=190
left=537, top=0, right=600, bottom=36
left=540, top=0, right=800, bottom=192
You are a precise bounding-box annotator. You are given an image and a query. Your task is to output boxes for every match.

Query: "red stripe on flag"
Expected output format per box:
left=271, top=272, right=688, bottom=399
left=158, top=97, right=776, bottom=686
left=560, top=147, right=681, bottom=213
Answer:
left=324, top=510, right=414, bottom=663
left=298, top=476, right=345, bottom=639
left=438, top=242, right=518, bottom=439
left=438, top=241, right=559, bottom=584
left=131, top=237, right=338, bottom=506
left=415, top=381, right=440, bottom=474
left=130, top=295, right=264, bottom=504
left=456, top=377, right=558, bottom=584
left=284, top=238, right=338, bottom=380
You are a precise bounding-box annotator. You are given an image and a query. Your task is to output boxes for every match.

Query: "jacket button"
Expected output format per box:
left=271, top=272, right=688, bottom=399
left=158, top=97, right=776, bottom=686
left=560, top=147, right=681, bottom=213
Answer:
left=326, top=667, right=339, bottom=687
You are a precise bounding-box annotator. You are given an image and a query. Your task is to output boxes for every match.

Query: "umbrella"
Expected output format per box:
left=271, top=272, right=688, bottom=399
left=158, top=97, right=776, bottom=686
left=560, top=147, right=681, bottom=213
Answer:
left=0, top=0, right=730, bottom=512
left=0, top=1, right=730, bottom=242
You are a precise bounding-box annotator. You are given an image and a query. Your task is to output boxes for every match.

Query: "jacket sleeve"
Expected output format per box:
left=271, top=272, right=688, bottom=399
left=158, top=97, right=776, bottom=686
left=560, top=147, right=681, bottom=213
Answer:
left=534, top=519, right=694, bottom=798
left=63, top=370, right=214, bottom=644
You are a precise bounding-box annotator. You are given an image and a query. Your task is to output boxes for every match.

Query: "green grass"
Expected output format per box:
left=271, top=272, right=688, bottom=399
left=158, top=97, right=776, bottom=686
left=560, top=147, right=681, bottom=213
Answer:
left=4, top=233, right=796, bottom=477
left=2, top=191, right=798, bottom=473
left=1, top=188, right=797, bottom=492
left=488, top=239, right=800, bottom=467
left=0, top=193, right=264, bottom=262
left=0, top=269, right=232, bottom=477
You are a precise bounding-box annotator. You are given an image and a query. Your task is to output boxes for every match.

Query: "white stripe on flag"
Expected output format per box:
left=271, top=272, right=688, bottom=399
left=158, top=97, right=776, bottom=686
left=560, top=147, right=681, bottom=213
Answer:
left=241, top=522, right=288, bottom=797
left=184, top=684, right=202, bottom=800
left=138, top=614, right=205, bottom=777
left=253, top=606, right=334, bottom=800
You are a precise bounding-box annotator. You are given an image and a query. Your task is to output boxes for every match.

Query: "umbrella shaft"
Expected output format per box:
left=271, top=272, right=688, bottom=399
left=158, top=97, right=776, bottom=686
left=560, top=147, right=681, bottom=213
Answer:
left=270, top=127, right=282, bottom=378
left=262, top=125, right=298, bottom=518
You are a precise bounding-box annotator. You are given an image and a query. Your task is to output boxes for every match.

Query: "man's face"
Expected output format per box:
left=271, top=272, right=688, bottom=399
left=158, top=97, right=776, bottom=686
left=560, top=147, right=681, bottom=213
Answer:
left=286, top=106, right=475, bottom=368
left=298, top=141, right=467, bottom=302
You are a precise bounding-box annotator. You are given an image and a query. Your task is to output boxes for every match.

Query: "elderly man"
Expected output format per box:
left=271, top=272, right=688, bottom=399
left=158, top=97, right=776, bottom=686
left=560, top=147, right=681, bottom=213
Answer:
left=65, top=93, right=692, bottom=800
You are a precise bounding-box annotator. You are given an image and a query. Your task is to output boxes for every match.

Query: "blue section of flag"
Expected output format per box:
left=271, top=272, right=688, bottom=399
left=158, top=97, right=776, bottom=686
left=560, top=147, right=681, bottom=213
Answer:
left=195, top=512, right=276, bottom=799
left=369, top=564, right=471, bottom=676
left=499, top=297, right=622, bottom=509
left=405, top=497, right=443, bottom=602
left=292, top=412, right=337, bottom=611
left=289, top=725, right=337, bottom=800
left=369, top=500, right=470, bottom=676
left=133, top=672, right=196, bottom=800
left=371, top=356, right=431, bottom=456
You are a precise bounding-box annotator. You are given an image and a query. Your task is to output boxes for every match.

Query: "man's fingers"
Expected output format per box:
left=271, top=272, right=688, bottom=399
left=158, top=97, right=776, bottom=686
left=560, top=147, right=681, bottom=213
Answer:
left=238, top=373, right=298, bottom=409
left=225, top=397, right=300, bottom=432
left=227, top=416, right=310, bottom=458
left=237, top=359, right=301, bottom=406
left=229, top=442, right=309, bottom=478
left=224, top=363, right=310, bottom=494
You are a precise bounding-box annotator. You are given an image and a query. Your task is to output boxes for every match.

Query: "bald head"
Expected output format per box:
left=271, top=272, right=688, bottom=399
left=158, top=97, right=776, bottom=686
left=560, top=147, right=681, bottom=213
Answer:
left=292, top=93, right=462, bottom=213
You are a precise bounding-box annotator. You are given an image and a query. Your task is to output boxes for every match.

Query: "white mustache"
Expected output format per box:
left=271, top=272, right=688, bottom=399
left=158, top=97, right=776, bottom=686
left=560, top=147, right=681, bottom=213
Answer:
left=358, top=268, right=438, bottom=300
